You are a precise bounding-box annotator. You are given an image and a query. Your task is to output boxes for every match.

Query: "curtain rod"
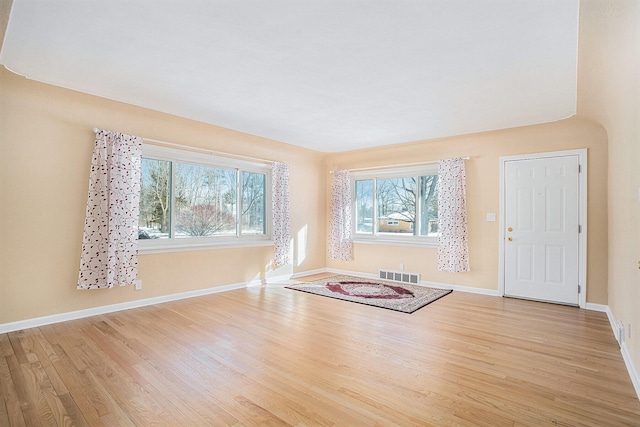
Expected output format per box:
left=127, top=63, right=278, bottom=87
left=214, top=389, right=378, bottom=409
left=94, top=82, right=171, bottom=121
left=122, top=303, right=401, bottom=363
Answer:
left=93, top=128, right=275, bottom=165
left=329, top=157, right=470, bottom=174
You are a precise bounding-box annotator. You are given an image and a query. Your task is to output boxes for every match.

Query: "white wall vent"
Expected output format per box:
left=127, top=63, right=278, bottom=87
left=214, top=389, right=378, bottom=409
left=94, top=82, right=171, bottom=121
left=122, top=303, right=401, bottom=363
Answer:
left=378, top=270, right=420, bottom=285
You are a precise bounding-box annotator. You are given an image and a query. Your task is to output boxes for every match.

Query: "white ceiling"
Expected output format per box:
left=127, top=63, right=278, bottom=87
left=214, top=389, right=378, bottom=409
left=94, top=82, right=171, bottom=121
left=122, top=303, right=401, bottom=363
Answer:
left=0, top=0, right=579, bottom=152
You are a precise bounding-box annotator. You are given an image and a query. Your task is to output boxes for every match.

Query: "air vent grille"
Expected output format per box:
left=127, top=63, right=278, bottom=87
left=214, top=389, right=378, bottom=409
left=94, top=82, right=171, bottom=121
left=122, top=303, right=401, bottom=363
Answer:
left=378, top=270, right=420, bottom=284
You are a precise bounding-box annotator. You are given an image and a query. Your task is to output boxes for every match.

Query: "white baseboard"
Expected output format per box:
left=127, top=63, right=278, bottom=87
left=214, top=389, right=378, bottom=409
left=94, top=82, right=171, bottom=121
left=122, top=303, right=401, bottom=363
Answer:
left=585, top=302, right=609, bottom=313
left=3, top=268, right=638, bottom=402
left=621, top=341, right=640, bottom=400
left=325, top=268, right=500, bottom=296
left=326, top=268, right=379, bottom=280
left=598, top=304, right=640, bottom=400
left=263, top=268, right=329, bottom=285
left=291, top=268, right=328, bottom=279
left=0, top=281, right=247, bottom=334
left=263, top=274, right=292, bottom=284
left=325, top=269, right=639, bottom=400
left=0, top=268, right=330, bottom=333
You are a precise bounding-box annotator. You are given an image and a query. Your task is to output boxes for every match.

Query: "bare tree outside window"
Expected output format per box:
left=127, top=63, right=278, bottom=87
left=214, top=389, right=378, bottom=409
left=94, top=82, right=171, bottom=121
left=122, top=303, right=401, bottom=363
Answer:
left=138, top=153, right=269, bottom=242
left=376, top=177, right=416, bottom=234
left=353, top=173, right=439, bottom=237
left=139, top=159, right=171, bottom=238
left=175, top=204, right=235, bottom=236
left=419, top=175, right=439, bottom=236
left=174, top=164, right=237, bottom=237
left=241, top=172, right=266, bottom=235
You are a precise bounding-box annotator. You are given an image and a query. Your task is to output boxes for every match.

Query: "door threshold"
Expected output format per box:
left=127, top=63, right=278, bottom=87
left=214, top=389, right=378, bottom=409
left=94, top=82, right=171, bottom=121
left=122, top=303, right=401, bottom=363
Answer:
left=503, top=294, right=579, bottom=308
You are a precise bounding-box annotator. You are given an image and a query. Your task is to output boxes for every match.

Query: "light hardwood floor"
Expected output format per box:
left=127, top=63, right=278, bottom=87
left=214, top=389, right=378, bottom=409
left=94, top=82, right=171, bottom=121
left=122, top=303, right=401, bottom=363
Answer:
left=1, top=276, right=640, bottom=426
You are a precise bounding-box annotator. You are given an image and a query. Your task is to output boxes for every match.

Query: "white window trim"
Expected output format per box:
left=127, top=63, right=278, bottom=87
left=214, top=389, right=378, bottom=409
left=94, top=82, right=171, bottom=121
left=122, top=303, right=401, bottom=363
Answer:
left=351, top=165, right=439, bottom=248
left=138, top=237, right=273, bottom=255
left=353, top=237, right=438, bottom=249
left=138, top=144, right=273, bottom=255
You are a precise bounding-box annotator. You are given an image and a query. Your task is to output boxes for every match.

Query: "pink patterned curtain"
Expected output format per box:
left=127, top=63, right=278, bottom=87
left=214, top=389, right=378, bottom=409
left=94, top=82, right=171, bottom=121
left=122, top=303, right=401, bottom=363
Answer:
left=437, top=158, right=470, bottom=272
left=272, top=162, right=291, bottom=267
left=78, top=129, right=143, bottom=289
left=329, top=170, right=353, bottom=261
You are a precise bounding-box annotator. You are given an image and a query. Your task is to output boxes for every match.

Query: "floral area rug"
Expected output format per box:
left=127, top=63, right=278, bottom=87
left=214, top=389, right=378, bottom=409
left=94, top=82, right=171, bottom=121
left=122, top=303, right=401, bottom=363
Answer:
left=285, top=275, right=452, bottom=314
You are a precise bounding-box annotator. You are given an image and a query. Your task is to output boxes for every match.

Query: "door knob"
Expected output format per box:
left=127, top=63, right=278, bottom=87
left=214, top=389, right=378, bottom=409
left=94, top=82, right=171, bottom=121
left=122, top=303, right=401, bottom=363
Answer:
left=507, top=227, right=513, bottom=232
left=508, top=237, right=513, bottom=241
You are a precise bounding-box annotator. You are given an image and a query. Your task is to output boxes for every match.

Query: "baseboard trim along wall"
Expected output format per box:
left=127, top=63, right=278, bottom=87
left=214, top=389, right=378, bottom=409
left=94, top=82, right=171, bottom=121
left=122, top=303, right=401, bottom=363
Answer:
left=596, top=303, right=640, bottom=400
left=1, top=267, right=496, bottom=333
left=265, top=268, right=328, bottom=285
left=0, top=281, right=247, bottom=334
left=2, top=269, right=638, bottom=401
left=621, top=341, right=640, bottom=401
left=326, top=268, right=501, bottom=296
left=291, top=268, right=328, bottom=279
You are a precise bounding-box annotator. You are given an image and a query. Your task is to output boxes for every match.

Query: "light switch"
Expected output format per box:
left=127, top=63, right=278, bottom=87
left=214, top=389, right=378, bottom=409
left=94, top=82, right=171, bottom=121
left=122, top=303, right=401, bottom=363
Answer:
left=486, top=213, right=496, bottom=222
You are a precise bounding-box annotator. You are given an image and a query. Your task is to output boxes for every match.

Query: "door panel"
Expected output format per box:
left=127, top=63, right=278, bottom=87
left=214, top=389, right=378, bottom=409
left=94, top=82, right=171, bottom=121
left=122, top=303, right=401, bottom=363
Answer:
left=545, top=245, right=564, bottom=283
left=516, top=244, right=534, bottom=281
left=504, top=155, right=579, bottom=305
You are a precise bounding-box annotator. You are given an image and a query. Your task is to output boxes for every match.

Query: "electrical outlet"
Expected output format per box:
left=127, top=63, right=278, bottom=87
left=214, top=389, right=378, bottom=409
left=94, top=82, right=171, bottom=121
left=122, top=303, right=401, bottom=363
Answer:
left=134, top=280, right=142, bottom=291
left=399, top=263, right=404, bottom=271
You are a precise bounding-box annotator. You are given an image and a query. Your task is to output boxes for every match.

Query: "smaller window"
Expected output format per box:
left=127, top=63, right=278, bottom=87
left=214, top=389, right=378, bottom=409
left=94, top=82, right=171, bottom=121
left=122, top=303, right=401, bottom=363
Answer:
left=352, top=165, right=439, bottom=246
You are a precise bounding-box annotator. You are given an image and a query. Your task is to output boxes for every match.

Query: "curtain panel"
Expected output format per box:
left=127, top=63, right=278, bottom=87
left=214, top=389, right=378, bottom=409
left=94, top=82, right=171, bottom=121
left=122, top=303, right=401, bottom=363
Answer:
left=272, top=162, right=291, bottom=267
left=328, top=170, right=353, bottom=261
left=437, top=158, right=470, bottom=273
left=78, top=129, right=143, bottom=289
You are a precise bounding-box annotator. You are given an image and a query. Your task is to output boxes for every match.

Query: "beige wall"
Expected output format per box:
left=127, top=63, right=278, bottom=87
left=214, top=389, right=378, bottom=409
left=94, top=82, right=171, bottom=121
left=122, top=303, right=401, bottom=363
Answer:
left=0, top=62, right=609, bottom=327
left=0, top=4, right=632, bottom=378
left=0, top=67, right=326, bottom=324
left=325, top=117, right=609, bottom=304
left=577, top=0, right=640, bottom=375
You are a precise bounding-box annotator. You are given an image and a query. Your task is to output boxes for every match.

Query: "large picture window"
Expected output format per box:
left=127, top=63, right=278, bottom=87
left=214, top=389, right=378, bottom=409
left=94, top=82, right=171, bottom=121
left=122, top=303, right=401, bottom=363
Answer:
left=138, top=145, right=271, bottom=253
left=353, top=166, right=439, bottom=245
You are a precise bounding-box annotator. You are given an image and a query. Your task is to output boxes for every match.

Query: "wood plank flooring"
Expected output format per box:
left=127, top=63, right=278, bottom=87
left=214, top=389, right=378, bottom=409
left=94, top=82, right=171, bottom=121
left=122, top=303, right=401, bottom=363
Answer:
left=1, top=277, right=639, bottom=426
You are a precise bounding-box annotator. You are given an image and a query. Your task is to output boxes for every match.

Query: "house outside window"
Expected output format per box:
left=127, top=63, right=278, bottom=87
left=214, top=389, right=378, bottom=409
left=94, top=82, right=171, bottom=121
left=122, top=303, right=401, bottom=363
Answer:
left=352, top=165, right=439, bottom=247
left=137, top=144, right=272, bottom=254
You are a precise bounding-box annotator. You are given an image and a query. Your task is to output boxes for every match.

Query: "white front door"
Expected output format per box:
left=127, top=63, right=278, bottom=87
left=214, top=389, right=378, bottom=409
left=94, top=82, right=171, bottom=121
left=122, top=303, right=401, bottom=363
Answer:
left=503, top=155, right=580, bottom=305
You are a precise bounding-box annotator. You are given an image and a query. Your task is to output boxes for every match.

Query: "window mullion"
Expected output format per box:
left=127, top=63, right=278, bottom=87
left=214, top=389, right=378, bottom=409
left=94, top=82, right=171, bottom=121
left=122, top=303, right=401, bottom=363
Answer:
left=415, top=175, right=421, bottom=236
left=169, top=161, right=176, bottom=238
left=372, top=178, right=377, bottom=236
left=351, top=178, right=357, bottom=234
left=236, top=169, right=242, bottom=237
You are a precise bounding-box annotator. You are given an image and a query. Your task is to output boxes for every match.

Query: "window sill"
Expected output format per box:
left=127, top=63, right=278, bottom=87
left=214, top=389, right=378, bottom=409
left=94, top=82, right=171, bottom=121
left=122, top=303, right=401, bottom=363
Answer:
left=352, top=237, right=438, bottom=249
left=138, top=238, right=273, bottom=255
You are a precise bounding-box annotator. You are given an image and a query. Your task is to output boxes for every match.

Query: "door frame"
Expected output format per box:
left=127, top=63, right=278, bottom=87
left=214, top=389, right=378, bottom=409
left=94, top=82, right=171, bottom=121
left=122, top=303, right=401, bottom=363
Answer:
left=498, top=149, right=587, bottom=308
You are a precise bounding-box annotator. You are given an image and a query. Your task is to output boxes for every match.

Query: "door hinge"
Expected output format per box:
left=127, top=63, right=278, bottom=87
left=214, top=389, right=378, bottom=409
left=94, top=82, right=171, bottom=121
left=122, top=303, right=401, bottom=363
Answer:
left=578, top=285, right=581, bottom=294
left=578, top=225, right=582, bottom=233
left=578, top=164, right=582, bottom=173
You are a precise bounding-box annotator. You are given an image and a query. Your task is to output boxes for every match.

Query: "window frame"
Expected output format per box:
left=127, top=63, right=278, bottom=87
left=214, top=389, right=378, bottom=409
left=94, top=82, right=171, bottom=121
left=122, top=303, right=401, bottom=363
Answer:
left=138, top=144, right=273, bottom=254
left=351, top=165, right=439, bottom=248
